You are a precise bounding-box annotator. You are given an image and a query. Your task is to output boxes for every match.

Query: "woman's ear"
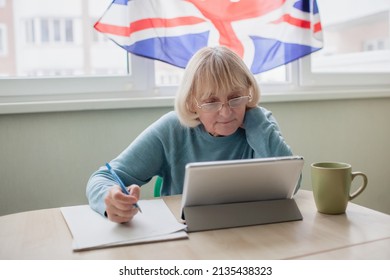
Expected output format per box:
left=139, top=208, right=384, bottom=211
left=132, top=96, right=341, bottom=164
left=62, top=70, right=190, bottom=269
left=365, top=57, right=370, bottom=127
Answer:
left=248, top=91, right=253, bottom=102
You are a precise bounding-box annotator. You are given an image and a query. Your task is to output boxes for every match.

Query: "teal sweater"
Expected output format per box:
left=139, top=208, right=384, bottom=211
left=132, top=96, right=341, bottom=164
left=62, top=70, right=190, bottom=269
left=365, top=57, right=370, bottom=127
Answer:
left=87, top=106, right=293, bottom=216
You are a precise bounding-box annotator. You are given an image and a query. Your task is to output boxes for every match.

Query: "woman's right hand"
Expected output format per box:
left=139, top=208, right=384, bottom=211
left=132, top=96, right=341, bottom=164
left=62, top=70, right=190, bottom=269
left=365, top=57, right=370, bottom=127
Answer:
left=104, top=184, right=140, bottom=223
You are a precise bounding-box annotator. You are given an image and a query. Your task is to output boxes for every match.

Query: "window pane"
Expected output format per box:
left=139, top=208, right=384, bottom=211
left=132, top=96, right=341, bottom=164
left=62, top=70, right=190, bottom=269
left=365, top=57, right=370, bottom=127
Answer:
left=0, top=26, right=4, bottom=54
left=40, top=19, right=49, bottom=43
left=254, top=66, right=288, bottom=84
left=65, top=19, right=73, bottom=42
left=25, top=19, right=35, bottom=43
left=312, top=0, right=390, bottom=73
left=53, top=19, right=61, bottom=42
left=1, top=0, right=129, bottom=77
left=155, top=61, right=184, bottom=87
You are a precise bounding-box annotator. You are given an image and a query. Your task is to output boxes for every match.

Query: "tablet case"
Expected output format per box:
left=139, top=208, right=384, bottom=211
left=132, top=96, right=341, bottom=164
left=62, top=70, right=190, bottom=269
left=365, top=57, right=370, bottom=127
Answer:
left=183, top=198, right=302, bottom=232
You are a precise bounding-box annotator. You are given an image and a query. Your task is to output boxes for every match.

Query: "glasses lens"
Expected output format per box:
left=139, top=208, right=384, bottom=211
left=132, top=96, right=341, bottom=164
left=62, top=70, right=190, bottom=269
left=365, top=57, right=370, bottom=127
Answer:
left=228, top=96, right=249, bottom=108
left=200, top=102, right=222, bottom=112
left=196, top=95, right=250, bottom=112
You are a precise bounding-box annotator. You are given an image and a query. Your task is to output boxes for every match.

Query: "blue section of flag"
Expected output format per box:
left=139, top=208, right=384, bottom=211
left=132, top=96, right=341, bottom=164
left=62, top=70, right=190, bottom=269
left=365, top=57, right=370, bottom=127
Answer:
left=113, top=0, right=128, bottom=5
left=294, top=0, right=319, bottom=14
left=250, top=36, right=321, bottom=73
left=123, top=32, right=210, bottom=68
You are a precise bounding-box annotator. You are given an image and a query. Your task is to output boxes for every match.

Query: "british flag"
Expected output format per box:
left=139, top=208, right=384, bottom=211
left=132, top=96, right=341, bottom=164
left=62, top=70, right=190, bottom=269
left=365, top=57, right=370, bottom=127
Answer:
left=94, top=0, right=323, bottom=74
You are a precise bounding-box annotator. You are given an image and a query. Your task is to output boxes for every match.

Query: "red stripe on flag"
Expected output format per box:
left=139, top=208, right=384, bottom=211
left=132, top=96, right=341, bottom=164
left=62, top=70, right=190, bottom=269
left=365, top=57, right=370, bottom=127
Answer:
left=272, top=14, right=311, bottom=29
left=130, top=16, right=206, bottom=33
left=314, top=22, right=322, bottom=33
left=94, top=22, right=131, bottom=36
left=95, top=16, right=206, bottom=37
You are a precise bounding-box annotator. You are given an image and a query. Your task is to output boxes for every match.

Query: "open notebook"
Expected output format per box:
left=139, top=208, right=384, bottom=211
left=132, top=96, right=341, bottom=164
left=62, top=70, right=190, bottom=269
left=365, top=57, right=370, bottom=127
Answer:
left=61, top=199, right=187, bottom=251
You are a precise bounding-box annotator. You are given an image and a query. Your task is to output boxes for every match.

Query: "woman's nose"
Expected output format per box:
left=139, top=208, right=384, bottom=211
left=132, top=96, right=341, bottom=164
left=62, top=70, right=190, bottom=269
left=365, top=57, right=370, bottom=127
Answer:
left=218, top=103, right=232, bottom=116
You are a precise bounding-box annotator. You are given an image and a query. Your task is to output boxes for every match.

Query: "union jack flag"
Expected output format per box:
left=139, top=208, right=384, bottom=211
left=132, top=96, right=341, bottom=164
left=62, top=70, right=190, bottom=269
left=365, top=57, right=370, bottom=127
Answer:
left=94, top=0, right=323, bottom=74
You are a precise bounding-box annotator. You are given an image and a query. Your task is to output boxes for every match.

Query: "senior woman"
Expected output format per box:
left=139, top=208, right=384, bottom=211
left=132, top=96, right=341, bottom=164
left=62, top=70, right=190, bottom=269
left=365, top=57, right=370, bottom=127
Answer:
left=86, top=46, right=294, bottom=223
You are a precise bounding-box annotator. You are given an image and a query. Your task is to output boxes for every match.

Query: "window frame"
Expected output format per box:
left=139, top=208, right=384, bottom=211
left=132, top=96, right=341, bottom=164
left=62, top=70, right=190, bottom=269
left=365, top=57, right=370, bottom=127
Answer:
left=0, top=24, right=7, bottom=56
left=1, top=54, right=390, bottom=115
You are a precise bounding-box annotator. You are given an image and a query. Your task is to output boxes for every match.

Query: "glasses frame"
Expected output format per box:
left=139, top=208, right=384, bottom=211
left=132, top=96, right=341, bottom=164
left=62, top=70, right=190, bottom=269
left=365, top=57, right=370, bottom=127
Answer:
left=195, top=94, right=252, bottom=113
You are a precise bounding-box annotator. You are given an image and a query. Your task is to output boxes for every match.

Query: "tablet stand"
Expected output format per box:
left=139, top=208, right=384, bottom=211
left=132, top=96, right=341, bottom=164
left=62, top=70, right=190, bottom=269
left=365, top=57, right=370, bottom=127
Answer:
left=183, top=199, right=302, bottom=232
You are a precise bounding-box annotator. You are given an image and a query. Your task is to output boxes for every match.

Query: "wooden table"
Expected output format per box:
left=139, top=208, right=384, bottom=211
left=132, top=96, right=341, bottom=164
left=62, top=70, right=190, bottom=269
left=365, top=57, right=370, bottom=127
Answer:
left=1, top=190, right=389, bottom=259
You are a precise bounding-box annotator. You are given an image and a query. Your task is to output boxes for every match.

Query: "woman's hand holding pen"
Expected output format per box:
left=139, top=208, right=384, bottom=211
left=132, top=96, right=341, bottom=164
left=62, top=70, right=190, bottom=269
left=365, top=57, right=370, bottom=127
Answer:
left=104, top=185, right=141, bottom=223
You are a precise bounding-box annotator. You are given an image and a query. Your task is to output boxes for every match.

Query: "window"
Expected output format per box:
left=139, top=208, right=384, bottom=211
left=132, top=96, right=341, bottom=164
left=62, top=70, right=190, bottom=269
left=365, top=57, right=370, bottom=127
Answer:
left=26, top=18, right=75, bottom=45
left=25, top=19, right=35, bottom=43
left=302, top=0, right=390, bottom=86
left=40, top=19, right=49, bottom=43
left=65, top=19, right=73, bottom=42
left=0, top=0, right=389, bottom=113
left=313, top=0, right=390, bottom=73
left=0, top=24, right=6, bottom=56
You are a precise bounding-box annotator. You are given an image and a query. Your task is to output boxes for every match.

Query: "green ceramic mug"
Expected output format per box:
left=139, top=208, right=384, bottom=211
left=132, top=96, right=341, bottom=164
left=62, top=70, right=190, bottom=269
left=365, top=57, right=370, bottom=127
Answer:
left=311, top=162, right=368, bottom=214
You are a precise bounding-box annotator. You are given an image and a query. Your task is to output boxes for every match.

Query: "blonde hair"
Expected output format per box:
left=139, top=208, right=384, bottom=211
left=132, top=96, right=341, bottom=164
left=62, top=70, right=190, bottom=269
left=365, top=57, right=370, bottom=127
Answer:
left=175, top=46, right=260, bottom=127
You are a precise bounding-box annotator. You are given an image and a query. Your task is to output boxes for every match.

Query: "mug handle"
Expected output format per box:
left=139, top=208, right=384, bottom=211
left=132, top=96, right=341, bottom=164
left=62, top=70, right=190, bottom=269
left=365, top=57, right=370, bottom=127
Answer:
left=349, top=172, right=368, bottom=200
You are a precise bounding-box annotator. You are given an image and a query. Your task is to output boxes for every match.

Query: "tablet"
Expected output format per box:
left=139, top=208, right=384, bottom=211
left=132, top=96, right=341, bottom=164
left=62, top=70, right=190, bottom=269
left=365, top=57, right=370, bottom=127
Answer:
left=181, top=156, right=304, bottom=211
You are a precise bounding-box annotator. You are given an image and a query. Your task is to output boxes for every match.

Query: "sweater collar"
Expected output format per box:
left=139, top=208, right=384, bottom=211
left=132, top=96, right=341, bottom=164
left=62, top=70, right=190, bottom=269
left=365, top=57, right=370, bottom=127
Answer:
left=196, top=124, right=244, bottom=143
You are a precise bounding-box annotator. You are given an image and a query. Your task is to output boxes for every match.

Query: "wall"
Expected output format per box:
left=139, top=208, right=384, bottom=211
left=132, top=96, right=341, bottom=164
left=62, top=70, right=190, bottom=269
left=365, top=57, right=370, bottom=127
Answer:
left=1, top=97, right=389, bottom=216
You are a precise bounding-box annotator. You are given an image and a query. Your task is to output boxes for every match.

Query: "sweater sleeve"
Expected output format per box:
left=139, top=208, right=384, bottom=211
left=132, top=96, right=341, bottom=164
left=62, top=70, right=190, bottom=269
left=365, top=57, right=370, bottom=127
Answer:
left=244, top=107, right=302, bottom=191
left=86, top=112, right=173, bottom=216
left=243, top=106, right=293, bottom=157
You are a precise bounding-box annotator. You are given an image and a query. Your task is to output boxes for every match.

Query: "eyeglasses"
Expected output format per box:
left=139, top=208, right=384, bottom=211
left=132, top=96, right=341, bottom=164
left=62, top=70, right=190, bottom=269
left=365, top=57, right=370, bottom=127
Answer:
left=195, top=95, right=252, bottom=112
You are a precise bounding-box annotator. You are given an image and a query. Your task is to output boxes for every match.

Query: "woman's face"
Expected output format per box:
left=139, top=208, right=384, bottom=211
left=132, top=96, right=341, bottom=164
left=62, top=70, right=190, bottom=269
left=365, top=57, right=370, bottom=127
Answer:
left=195, top=91, right=248, bottom=137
